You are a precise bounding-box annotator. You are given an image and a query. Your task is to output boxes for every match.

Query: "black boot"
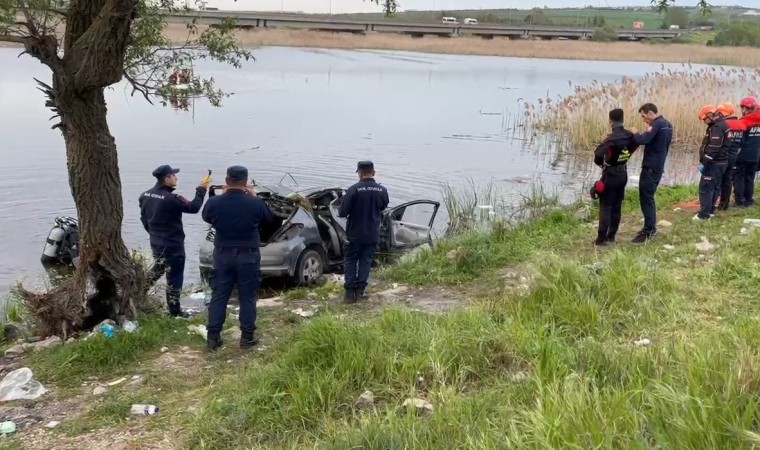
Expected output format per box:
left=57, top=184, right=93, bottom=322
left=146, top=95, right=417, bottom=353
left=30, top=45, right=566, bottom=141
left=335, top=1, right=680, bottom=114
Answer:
left=166, top=290, right=188, bottom=318
left=355, top=287, right=367, bottom=301
left=344, top=288, right=357, bottom=304
left=207, top=332, right=224, bottom=352
left=594, top=236, right=607, bottom=246
left=240, top=330, right=259, bottom=350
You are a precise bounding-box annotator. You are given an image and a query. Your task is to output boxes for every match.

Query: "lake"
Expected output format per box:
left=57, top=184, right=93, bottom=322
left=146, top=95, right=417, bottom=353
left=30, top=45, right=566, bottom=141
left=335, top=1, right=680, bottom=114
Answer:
left=0, top=46, right=700, bottom=295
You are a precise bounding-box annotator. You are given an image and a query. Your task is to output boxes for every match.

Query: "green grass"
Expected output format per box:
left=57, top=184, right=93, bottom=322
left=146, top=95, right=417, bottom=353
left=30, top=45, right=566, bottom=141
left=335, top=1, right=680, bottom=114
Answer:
left=12, top=182, right=760, bottom=448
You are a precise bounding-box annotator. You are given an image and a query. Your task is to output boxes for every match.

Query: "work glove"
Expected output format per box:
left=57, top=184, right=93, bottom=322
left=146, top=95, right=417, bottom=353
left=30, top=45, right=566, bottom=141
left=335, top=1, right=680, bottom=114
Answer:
left=200, top=172, right=212, bottom=188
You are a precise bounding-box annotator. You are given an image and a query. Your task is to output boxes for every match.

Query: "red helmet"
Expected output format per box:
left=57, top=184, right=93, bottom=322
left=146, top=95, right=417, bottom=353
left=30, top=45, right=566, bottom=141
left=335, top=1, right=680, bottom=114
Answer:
left=740, top=96, right=758, bottom=110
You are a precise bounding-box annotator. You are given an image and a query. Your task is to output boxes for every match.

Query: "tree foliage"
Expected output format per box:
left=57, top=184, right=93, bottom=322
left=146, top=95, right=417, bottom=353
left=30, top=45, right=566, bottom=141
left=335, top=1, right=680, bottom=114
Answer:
left=651, top=0, right=710, bottom=14
left=712, top=23, right=760, bottom=48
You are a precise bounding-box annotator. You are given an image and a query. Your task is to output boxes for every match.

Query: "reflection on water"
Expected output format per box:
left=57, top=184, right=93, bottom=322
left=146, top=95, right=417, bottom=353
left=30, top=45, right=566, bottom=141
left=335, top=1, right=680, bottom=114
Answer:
left=0, top=46, right=705, bottom=294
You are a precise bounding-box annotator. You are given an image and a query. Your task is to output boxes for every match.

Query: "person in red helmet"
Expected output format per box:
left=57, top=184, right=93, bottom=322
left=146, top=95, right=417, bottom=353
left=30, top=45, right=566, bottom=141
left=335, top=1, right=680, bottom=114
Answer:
left=734, top=97, right=760, bottom=207
left=717, top=102, right=745, bottom=210
left=695, top=104, right=730, bottom=221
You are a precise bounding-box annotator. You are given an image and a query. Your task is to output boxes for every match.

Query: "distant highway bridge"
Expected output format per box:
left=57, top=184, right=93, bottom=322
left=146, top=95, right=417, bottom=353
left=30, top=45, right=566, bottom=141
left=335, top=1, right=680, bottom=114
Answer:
left=164, top=10, right=686, bottom=41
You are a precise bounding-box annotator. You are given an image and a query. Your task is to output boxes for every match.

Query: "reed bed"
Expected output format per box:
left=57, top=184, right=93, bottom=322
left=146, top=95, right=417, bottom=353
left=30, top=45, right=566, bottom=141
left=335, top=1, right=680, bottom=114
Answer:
left=161, top=24, right=760, bottom=68
left=517, top=65, right=760, bottom=154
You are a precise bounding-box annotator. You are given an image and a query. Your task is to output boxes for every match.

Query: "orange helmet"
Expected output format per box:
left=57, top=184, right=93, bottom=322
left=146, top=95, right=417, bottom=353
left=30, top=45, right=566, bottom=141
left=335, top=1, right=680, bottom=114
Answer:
left=698, top=104, right=717, bottom=121
left=717, top=102, right=736, bottom=117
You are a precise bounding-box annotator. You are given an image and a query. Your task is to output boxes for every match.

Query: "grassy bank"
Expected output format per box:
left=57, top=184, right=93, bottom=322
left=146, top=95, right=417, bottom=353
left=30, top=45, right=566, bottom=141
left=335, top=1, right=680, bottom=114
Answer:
left=517, top=66, right=759, bottom=154
left=7, top=183, right=760, bottom=448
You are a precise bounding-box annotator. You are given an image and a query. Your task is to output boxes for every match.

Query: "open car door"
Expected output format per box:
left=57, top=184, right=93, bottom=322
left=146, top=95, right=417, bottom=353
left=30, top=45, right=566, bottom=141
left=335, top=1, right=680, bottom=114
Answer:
left=381, top=200, right=440, bottom=251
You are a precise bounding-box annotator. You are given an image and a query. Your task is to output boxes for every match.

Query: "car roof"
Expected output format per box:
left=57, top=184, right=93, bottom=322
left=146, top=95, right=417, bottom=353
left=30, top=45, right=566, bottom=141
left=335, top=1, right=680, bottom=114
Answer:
left=257, top=183, right=344, bottom=197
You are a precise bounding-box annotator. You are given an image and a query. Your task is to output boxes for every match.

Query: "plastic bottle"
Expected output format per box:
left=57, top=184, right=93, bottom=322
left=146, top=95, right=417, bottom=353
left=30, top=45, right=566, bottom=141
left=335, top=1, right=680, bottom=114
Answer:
left=130, top=404, right=159, bottom=415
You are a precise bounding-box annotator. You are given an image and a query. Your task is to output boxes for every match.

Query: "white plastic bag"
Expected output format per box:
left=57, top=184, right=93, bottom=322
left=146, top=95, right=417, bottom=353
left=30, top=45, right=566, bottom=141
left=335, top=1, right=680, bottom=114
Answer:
left=0, top=367, right=47, bottom=401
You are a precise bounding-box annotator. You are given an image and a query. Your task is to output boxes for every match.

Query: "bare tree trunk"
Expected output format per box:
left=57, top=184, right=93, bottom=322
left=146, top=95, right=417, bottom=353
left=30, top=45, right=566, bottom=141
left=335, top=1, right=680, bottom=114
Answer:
left=20, top=77, right=147, bottom=337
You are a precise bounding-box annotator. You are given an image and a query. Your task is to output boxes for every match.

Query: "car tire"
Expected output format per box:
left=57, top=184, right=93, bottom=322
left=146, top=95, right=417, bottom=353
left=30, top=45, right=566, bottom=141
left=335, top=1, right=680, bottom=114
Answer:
left=295, top=249, right=324, bottom=286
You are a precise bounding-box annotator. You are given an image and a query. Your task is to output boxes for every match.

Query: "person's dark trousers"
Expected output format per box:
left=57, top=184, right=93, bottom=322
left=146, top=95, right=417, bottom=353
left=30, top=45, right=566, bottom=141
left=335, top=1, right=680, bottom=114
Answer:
left=344, top=241, right=378, bottom=300
left=638, top=167, right=664, bottom=234
left=149, top=245, right=185, bottom=316
left=698, top=162, right=726, bottom=219
left=206, top=247, right=261, bottom=347
left=718, top=159, right=736, bottom=210
left=710, top=162, right=728, bottom=215
left=596, top=168, right=628, bottom=243
left=734, top=161, right=759, bottom=207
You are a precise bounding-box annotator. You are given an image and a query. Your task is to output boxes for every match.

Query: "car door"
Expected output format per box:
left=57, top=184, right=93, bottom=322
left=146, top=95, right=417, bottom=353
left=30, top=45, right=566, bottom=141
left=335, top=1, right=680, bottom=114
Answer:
left=381, top=200, right=440, bottom=251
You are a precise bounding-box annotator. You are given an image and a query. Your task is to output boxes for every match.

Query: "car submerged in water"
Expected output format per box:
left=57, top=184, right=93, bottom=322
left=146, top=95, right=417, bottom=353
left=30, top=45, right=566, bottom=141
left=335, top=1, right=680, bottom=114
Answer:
left=198, top=183, right=440, bottom=286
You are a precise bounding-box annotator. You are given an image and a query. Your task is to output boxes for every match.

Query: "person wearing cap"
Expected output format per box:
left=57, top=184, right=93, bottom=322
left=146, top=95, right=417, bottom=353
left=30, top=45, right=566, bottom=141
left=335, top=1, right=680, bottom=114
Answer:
left=139, top=165, right=211, bottom=317
left=734, top=97, right=760, bottom=207
left=718, top=102, right=745, bottom=210
left=201, top=165, right=274, bottom=351
left=338, top=160, right=389, bottom=303
left=694, top=104, right=730, bottom=221
left=591, top=108, right=639, bottom=246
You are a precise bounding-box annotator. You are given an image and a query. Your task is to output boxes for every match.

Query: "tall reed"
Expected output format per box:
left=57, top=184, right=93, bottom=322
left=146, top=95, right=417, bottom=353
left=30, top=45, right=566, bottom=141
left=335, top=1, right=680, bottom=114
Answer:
left=517, top=65, right=760, bottom=154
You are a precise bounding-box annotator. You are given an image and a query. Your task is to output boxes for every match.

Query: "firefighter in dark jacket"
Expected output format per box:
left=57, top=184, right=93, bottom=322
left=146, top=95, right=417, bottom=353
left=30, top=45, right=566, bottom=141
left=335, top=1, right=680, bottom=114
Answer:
left=139, top=165, right=211, bottom=317
left=695, top=105, right=730, bottom=221
left=734, top=96, right=760, bottom=207
left=592, top=108, right=639, bottom=246
left=718, top=102, right=745, bottom=210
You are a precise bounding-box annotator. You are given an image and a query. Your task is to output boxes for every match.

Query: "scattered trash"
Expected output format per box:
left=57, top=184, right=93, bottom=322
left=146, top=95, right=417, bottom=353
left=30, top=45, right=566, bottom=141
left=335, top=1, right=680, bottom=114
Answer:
left=744, top=218, right=760, bottom=227
left=0, top=421, right=15, bottom=435
left=160, top=347, right=169, bottom=353
left=188, top=325, right=207, bottom=340
left=107, top=376, right=128, bottom=387
left=356, top=390, right=375, bottom=407
left=401, top=398, right=434, bottom=414
left=673, top=207, right=682, bottom=212
left=741, top=227, right=749, bottom=235
left=98, top=322, right=116, bottom=339
left=657, top=220, right=673, bottom=227
left=509, top=371, right=529, bottom=382
left=92, top=386, right=107, bottom=395
left=130, top=404, right=159, bottom=415
left=0, top=368, right=47, bottom=401
left=190, top=292, right=206, bottom=301
left=695, top=236, right=716, bottom=253
left=634, top=338, right=651, bottom=347
left=45, top=421, right=59, bottom=429
left=291, top=308, right=316, bottom=318
left=122, top=320, right=138, bottom=333
left=663, top=244, right=675, bottom=251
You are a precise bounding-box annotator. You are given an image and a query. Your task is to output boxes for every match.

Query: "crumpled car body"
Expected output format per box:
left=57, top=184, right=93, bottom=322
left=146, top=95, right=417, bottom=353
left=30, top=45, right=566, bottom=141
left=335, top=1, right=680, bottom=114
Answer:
left=198, top=183, right=440, bottom=286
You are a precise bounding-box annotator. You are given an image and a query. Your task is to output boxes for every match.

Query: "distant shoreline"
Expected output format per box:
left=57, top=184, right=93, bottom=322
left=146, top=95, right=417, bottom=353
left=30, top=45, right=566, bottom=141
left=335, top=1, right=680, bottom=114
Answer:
left=3, top=23, right=759, bottom=68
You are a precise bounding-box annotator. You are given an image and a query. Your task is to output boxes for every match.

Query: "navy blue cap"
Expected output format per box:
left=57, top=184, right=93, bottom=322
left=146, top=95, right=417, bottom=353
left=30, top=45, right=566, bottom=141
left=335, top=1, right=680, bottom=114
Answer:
left=152, top=165, right=180, bottom=179
left=226, top=165, right=248, bottom=183
left=356, top=160, right=374, bottom=172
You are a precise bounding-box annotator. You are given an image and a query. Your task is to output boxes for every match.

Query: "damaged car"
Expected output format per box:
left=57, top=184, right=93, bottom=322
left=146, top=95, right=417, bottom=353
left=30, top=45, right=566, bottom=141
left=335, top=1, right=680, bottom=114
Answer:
left=199, top=183, right=440, bottom=286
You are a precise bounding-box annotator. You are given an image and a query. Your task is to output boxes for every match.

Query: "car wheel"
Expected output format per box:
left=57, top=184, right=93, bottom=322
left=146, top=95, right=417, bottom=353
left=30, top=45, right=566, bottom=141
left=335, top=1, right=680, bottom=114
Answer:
left=295, top=249, right=324, bottom=286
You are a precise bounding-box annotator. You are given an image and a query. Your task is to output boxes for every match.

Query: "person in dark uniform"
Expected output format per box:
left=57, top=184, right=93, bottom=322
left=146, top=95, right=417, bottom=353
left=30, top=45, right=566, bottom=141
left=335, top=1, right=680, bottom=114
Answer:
left=338, top=161, right=389, bottom=303
left=718, top=103, right=744, bottom=211
left=592, top=108, right=639, bottom=246
left=139, top=165, right=210, bottom=317
left=201, top=165, right=274, bottom=351
left=630, top=103, right=673, bottom=244
left=695, top=104, right=730, bottom=221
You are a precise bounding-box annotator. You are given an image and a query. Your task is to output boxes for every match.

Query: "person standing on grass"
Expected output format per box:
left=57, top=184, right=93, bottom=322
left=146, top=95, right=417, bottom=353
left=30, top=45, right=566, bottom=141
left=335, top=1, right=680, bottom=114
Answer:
left=694, top=105, right=730, bottom=222
left=592, top=108, right=639, bottom=246
left=718, top=102, right=745, bottom=211
left=734, top=97, right=760, bottom=208
left=630, top=103, right=673, bottom=244
left=202, top=165, right=274, bottom=352
left=338, top=161, right=389, bottom=304
left=139, top=165, right=211, bottom=318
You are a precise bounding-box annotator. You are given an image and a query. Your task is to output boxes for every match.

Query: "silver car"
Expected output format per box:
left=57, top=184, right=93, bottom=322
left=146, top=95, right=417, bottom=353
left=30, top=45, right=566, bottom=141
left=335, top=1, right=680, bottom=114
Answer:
left=198, top=183, right=440, bottom=286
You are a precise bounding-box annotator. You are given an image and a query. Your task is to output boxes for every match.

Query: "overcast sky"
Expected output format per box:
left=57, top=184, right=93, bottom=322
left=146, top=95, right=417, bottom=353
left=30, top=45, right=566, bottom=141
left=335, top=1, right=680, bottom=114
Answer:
left=201, top=0, right=749, bottom=14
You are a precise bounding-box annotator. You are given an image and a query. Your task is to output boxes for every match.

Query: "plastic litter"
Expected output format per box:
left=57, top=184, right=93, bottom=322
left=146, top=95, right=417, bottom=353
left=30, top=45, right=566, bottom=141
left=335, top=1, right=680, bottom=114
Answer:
left=188, top=324, right=207, bottom=340
left=0, top=367, right=48, bottom=401
left=131, top=404, right=159, bottom=415
left=0, top=421, right=15, bottom=435
left=122, top=320, right=138, bottom=333
left=99, top=323, right=115, bottom=339
left=743, top=218, right=760, bottom=227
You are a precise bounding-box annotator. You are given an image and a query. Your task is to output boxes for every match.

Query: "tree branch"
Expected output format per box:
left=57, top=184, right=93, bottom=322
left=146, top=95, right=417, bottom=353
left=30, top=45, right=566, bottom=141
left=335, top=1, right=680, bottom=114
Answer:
left=66, top=0, right=138, bottom=90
